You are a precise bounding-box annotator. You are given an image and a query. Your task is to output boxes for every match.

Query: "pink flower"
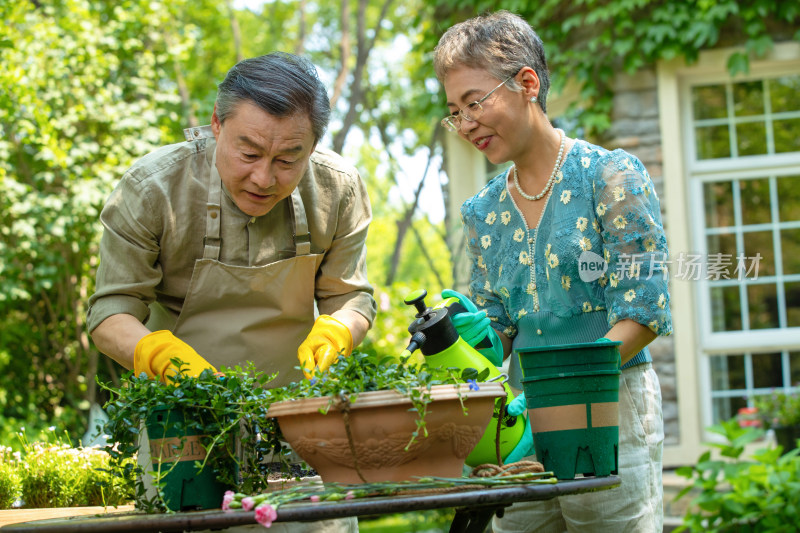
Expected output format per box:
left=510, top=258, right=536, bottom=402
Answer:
left=310, top=495, right=320, bottom=502
left=222, top=490, right=235, bottom=511
left=345, top=491, right=355, bottom=500
left=255, top=503, right=277, bottom=528
left=241, top=497, right=255, bottom=511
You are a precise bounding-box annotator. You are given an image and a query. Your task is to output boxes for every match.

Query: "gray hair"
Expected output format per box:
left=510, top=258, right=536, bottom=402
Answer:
left=215, top=52, right=331, bottom=143
left=433, top=11, right=551, bottom=113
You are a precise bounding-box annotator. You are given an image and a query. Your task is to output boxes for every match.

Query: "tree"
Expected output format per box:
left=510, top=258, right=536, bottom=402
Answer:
left=0, top=0, right=191, bottom=436
left=416, top=0, right=800, bottom=136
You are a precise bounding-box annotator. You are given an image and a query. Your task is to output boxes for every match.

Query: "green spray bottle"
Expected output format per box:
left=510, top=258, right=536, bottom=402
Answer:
left=401, top=289, right=525, bottom=466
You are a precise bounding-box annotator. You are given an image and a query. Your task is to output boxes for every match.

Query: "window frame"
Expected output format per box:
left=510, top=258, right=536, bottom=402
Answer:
left=678, top=56, right=800, bottom=428
left=681, top=64, right=800, bottom=356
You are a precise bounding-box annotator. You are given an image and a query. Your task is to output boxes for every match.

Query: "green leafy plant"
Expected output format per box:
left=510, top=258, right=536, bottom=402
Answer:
left=0, top=446, right=21, bottom=509
left=99, top=353, right=488, bottom=513
left=272, top=351, right=490, bottom=449
left=674, top=418, right=800, bottom=532
left=753, top=389, right=800, bottom=429
left=2, top=428, right=132, bottom=509
left=100, top=363, right=281, bottom=511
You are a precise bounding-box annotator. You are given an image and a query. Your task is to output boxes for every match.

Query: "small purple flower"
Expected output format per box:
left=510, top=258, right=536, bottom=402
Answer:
left=255, top=503, right=278, bottom=528
left=467, top=379, right=480, bottom=391
left=241, top=496, right=255, bottom=511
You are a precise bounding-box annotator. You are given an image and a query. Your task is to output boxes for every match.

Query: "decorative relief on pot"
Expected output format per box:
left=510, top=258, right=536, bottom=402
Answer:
left=269, top=383, right=507, bottom=482
left=291, top=423, right=484, bottom=469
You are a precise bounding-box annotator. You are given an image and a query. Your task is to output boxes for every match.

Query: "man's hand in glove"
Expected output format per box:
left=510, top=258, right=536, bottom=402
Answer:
left=134, top=330, right=217, bottom=383
left=297, top=315, right=353, bottom=378
left=440, top=289, right=504, bottom=366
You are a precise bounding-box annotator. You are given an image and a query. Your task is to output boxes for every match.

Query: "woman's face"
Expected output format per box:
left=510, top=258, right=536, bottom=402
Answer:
left=442, top=66, right=530, bottom=165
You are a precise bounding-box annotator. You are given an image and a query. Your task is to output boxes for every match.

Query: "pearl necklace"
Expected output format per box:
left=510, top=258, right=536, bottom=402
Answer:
left=513, top=129, right=566, bottom=201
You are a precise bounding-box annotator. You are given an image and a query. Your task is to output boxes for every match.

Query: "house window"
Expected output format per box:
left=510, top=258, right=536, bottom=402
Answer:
left=686, top=71, right=800, bottom=424
left=709, top=351, right=800, bottom=422
left=703, top=174, right=800, bottom=333
left=693, top=75, right=800, bottom=160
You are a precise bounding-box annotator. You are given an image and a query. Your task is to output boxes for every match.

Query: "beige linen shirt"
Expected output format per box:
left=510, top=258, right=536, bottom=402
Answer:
left=87, top=136, right=376, bottom=333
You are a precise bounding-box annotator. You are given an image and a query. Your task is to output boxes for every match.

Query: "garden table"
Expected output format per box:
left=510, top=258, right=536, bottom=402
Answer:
left=1, top=475, right=619, bottom=533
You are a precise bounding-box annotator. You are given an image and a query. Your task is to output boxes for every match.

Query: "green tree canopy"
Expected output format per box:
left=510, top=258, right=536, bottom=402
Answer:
left=416, top=0, right=800, bottom=134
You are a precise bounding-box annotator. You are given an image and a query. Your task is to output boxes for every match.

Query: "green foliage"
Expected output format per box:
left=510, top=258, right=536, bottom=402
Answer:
left=273, top=351, right=488, bottom=450
left=0, top=448, right=21, bottom=509
left=101, top=354, right=485, bottom=512
left=0, top=0, right=188, bottom=435
left=418, top=0, right=800, bottom=136
left=359, top=509, right=455, bottom=533
left=275, top=352, right=464, bottom=401
left=674, top=419, right=800, bottom=532
left=361, top=283, right=422, bottom=359
left=754, top=390, right=800, bottom=429
left=363, top=216, right=455, bottom=359
left=8, top=428, right=133, bottom=509
left=100, top=363, right=278, bottom=509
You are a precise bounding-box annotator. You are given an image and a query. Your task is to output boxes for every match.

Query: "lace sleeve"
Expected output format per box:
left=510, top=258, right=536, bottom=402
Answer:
left=594, top=151, right=673, bottom=336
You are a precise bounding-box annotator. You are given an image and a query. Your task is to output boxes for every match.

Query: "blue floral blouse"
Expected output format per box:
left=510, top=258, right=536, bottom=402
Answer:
left=461, top=139, right=673, bottom=341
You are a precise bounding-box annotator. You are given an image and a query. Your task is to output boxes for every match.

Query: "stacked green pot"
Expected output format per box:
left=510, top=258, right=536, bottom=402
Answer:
left=518, top=340, right=621, bottom=480
left=145, top=407, right=230, bottom=511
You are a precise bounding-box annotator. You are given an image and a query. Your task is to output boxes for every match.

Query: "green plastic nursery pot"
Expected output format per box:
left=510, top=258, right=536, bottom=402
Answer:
left=144, top=407, right=230, bottom=511
left=774, top=425, right=800, bottom=453
left=519, top=340, right=622, bottom=379
left=518, top=341, right=622, bottom=480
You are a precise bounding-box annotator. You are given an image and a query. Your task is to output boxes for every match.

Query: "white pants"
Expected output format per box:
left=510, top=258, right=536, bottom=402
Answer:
left=493, top=363, right=664, bottom=533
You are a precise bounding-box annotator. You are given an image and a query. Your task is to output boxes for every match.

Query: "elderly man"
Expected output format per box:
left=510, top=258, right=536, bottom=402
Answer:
left=88, top=51, right=375, bottom=389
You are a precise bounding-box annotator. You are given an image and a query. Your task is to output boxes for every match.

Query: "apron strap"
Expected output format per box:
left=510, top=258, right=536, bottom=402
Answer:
left=290, top=187, right=311, bottom=256
left=204, top=149, right=223, bottom=260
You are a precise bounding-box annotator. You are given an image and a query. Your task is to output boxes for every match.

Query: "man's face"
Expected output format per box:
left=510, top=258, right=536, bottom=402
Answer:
left=211, top=100, right=316, bottom=217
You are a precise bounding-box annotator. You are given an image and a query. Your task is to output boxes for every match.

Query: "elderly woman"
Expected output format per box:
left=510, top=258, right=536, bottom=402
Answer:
left=433, top=10, right=672, bottom=533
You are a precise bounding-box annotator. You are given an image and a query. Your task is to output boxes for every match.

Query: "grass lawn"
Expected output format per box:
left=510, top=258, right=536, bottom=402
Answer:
left=358, top=509, right=455, bottom=532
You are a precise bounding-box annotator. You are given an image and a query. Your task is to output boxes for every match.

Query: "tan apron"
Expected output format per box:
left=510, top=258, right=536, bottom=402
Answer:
left=142, top=130, right=357, bottom=532
left=146, top=135, right=318, bottom=388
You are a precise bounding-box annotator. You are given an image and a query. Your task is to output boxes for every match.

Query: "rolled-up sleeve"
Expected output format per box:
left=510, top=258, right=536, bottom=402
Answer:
left=86, top=173, right=163, bottom=332
left=314, top=165, right=377, bottom=326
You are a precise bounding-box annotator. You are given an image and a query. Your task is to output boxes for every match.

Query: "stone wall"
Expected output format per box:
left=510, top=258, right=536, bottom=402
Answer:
left=602, top=67, right=679, bottom=445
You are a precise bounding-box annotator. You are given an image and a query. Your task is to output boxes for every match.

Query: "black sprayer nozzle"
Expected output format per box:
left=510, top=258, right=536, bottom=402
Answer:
left=403, top=331, right=427, bottom=355
left=403, top=289, right=460, bottom=356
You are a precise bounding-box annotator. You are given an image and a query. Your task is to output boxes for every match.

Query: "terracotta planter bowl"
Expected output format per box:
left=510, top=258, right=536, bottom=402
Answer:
left=267, top=382, right=506, bottom=483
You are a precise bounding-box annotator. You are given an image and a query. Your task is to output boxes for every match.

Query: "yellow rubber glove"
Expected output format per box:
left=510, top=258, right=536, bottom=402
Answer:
left=297, top=315, right=353, bottom=378
left=134, top=330, right=217, bottom=383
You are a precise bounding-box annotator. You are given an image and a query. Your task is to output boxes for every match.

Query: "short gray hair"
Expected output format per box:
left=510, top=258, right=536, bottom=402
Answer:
left=215, top=52, right=331, bottom=143
left=433, top=11, right=551, bottom=113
